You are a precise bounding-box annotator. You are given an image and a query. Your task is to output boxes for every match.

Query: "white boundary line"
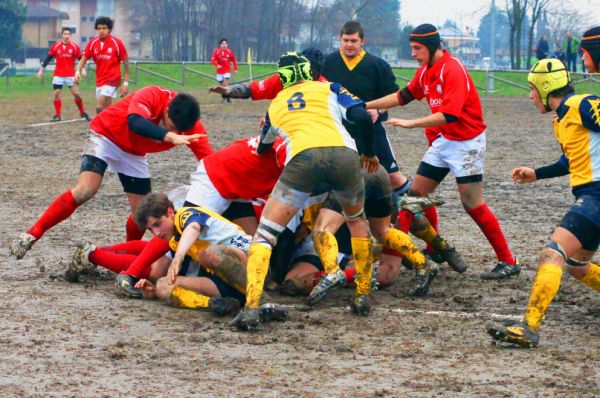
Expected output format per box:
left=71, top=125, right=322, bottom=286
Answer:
left=282, top=304, right=521, bottom=321
left=28, top=118, right=87, bottom=127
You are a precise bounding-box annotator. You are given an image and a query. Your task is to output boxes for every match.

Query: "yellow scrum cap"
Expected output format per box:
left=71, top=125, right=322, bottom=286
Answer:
left=528, top=59, right=570, bottom=110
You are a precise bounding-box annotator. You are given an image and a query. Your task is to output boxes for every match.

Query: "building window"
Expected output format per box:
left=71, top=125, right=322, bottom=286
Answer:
left=81, top=37, right=87, bottom=42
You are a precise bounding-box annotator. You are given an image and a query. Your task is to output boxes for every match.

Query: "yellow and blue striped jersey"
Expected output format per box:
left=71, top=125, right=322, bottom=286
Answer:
left=260, top=81, right=363, bottom=163
left=169, top=206, right=251, bottom=261
left=554, top=93, right=600, bottom=190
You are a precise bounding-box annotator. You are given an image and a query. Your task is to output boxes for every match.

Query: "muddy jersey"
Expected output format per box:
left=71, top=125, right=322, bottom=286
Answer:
left=84, top=34, right=127, bottom=87
left=170, top=206, right=252, bottom=261
left=211, top=48, right=237, bottom=74
left=48, top=41, right=81, bottom=77
left=90, top=85, right=213, bottom=158
left=260, top=81, right=361, bottom=163
left=407, top=50, right=486, bottom=144
left=250, top=74, right=328, bottom=101
left=203, top=135, right=286, bottom=199
left=554, top=93, right=600, bottom=195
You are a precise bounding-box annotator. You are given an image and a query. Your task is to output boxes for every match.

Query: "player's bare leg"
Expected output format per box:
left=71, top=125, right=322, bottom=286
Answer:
left=96, top=94, right=112, bottom=114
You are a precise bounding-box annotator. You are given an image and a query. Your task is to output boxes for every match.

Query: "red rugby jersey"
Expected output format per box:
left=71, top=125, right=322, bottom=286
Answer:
left=84, top=35, right=128, bottom=87
left=48, top=41, right=81, bottom=77
left=203, top=136, right=286, bottom=200
left=250, top=74, right=328, bottom=100
left=211, top=48, right=238, bottom=74
left=89, top=86, right=213, bottom=158
left=407, top=51, right=486, bottom=143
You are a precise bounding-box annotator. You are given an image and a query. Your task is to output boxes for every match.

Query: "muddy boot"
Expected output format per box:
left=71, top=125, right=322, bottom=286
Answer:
left=258, top=303, right=288, bottom=323
left=398, top=195, right=444, bottom=213
left=230, top=308, right=260, bottom=331
left=208, top=296, right=241, bottom=316
left=487, top=321, right=539, bottom=348
left=481, top=260, right=521, bottom=280
left=70, top=241, right=97, bottom=275
left=307, top=269, right=347, bottom=306
left=115, top=274, right=142, bottom=299
left=408, top=260, right=439, bottom=297
left=350, top=294, right=371, bottom=316
left=10, top=233, right=36, bottom=260
left=431, top=236, right=468, bottom=273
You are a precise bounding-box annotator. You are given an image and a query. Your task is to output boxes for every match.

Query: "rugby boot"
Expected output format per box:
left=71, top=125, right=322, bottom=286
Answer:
left=80, top=112, right=91, bottom=121
left=408, top=260, right=439, bottom=297
left=307, top=269, right=347, bottom=306
left=480, top=260, right=521, bottom=280
left=431, top=236, right=468, bottom=273
left=115, top=273, right=142, bottom=299
left=350, top=294, right=371, bottom=316
left=10, top=233, right=36, bottom=259
left=258, top=303, right=288, bottom=323
left=51, top=115, right=61, bottom=122
left=487, top=321, right=540, bottom=348
left=398, top=195, right=445, bottom=214
left=208, top=296, right=241, bottom=316
left=71, top=241, right=97, bottom=274
left=230, top=308, right=260, bottom=331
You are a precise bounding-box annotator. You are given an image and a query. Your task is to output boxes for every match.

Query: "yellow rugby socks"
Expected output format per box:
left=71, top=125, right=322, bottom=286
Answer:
left=313, top=231, right=341, bottom=275
left=579, top=263, right=600, bottom=292
left=168, top=286, right=210, bottom=309
left=245, top=243, right=272, bottom=308
left=524, top=263, right=563, bottom=331
left=352, top=237, right=373, bottom=295
left=383, top=228, right=426, bottom=270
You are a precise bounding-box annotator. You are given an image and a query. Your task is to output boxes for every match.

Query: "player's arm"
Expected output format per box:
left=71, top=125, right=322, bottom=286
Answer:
left=257, top=112, right=278, bottom=155
left=120, top=58, right=130, bottom=97
left=37, top=54, right=53, bottom=79
left=168, top=221, right=202, bottom=284
left=513, top=155, right=569, bottom=184
left=208, top=82, right=251, bottom=98
left=385, top=112, right=447, bottom=129
left=75, top=55, right=89, bottom=83
left=127, top=114, right=201, bottom=146
left=135, top=279, right=157, bottom=299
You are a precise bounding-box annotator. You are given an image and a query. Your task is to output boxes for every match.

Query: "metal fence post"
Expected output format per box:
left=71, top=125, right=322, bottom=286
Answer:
left=182, top=61, right=186, bottom=86
left=134, top=61, right=138, bottom=85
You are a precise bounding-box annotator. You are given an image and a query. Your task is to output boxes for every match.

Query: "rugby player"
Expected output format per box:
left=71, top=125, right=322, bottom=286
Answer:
left=37, top=27, right=90, bottom=122
left=10, top=86, right=212, bottom=260
left=488, top=58, right=600, bottom=347
left=367, top=24, right=519, bottom=280
left=230, top=51, right=379, bottom=331
left=210, top=38, right=238, bottom=103
left=75, top=16, right=129, bottom=114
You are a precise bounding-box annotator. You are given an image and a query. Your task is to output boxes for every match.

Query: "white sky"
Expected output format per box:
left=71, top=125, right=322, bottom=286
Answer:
left=400, top=0, right=600, bottom=33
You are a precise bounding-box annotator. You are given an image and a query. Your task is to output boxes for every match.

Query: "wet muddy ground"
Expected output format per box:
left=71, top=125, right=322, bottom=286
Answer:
left=0, top=91, right=598, bottom=397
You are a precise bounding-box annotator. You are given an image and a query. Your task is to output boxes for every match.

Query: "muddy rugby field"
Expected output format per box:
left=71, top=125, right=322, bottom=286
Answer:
left=0, top=90, right=598, bottom=397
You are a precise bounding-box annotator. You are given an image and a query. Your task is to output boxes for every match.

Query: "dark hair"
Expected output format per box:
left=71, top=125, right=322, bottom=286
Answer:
left=219, top=38, right=228, bottom=45
left=167, top=93, right=200, bottom=132
left=341, top=21, right=364, bottom=39
left=94, top=16, right=113, bottom=31
left=301, top=47, right=325, bottom=79
left=61, top=27, right=72, bottom=34
left=133, top=193, right=174, bottom=230
left=549, top=85, right=575, bottom=100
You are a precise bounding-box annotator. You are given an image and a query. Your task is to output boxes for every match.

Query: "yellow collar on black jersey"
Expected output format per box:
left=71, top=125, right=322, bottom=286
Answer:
left=340, top=49, right=366, bottom=71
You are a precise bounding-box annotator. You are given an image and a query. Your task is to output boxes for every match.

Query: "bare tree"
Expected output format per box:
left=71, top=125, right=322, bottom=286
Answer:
left=505, top=0, right=528, bottom=69
left=545, top=1, right=592, bottom=52
left=525, top=0, right=550, bottom=69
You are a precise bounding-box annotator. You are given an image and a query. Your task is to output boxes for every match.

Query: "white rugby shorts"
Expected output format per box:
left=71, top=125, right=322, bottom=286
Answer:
left=422, top=132, right=486, bottom=178
left=52, top=76, right=75, bottom=87
left=95, top=85, right=118, bottom=99
left=83, top=130, right=150, bottom=178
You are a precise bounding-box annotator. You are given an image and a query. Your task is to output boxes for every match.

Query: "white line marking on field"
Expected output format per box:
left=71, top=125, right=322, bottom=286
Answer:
left=282, top=304, right=521, bottom=321
left=28, top=118, right=87, bottom=127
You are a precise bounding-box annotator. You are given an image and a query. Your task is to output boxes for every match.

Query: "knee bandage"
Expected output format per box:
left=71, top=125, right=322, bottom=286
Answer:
left=255, top=219, right=286, bottom=248
left=343, top=207, right=365, bottom=221
left=566, top=257, right=589, bottom=267
left=546, top=241, right=567, bottom=262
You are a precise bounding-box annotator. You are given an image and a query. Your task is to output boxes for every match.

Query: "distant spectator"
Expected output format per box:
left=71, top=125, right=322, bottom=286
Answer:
left=551, top=47, right=566, bottom=64
left=535, top=36, right=549, bottom=60
left=563, top=32, right=581, bottom=72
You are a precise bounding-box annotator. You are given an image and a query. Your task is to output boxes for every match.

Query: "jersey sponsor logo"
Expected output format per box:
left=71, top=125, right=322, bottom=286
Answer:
left=229, top=235, right=251, bottom=248
left=247, top=136, right=260, bottom=149
left=429, top=98, right=443, bottom=107
left=108, top=47, right=113, bottom=54
left=436, top=84, right=442, bottom=94
left=179, top=210, right=194, bottom=228
left=136, top=103, right=152, bottom=117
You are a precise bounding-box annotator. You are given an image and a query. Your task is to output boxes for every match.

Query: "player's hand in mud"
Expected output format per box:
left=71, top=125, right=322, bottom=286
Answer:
left=512, top=167, right=537, bottom=184
left=167, top=256, right=184, bottom=284
left=208, top=85, right=230, bottom=95
left=135, top=278, right=157, bottom=299
left=360, top=155, right=379, bottom=174
left=164, top=132, right=205, bottom=146
left=385, top=118, right=415, bottom=128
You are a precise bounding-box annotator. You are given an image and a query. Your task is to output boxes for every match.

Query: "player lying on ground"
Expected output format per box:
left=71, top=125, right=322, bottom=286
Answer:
left=488, top=59, right=600, bottom=347
left=132, top=192, right=287, bottom=320
left=367, top=23, right=519, bottom=280
left=10, top=86, right=212, bottom=260
left=37, top=27, right=90, bottom=122
left=230, top=52, right=379, bottom=331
